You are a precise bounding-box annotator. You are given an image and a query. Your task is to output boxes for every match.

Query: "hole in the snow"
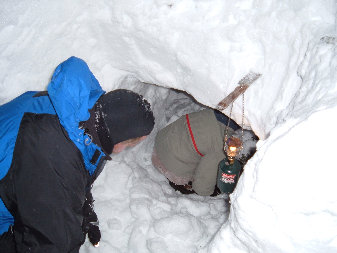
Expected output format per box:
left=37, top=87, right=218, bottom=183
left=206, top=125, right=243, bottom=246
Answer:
left=90, top=76, right=260, bottom=251
left=117, top=75, right=259, bottom=180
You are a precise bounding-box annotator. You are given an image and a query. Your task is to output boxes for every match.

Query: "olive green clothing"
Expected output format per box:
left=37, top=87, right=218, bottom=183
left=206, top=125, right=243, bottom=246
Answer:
left=154, top=109, right=234, bottom=196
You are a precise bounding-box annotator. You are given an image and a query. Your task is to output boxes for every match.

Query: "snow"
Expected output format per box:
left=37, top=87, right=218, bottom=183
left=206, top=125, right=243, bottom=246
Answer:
left=1, top=0, right=336, bottom=252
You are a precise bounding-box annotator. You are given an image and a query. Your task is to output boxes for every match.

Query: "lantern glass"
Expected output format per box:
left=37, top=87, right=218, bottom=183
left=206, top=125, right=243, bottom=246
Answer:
left=224, top=136, right=242, bottom=159
left=226, top=145, right=239, bottom=158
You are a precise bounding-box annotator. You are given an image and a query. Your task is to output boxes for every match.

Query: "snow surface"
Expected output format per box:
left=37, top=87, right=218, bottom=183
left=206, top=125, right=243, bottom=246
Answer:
left=1, top=0, right=337, bottom=252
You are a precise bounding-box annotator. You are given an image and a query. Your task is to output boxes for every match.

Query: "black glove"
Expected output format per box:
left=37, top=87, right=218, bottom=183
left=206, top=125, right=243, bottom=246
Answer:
left=82, top=215, right=101, bottom=247
left=87, top=223, right=101, bottom=247
left=210, top=186, right=221, bottom=197
left=169, top=181, right=196, bottom=195
left=82, top=188, right=101, bottom=247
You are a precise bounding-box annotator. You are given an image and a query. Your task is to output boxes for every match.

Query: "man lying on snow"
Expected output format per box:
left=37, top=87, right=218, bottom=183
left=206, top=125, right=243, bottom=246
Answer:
left=0, top=56, right=155, bottom=253
left=152, top=108, right=241, bottom=196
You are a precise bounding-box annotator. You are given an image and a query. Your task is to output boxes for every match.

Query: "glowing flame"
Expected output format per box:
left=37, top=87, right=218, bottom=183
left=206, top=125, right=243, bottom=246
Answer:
left=229, top=146, right=237, bottom=151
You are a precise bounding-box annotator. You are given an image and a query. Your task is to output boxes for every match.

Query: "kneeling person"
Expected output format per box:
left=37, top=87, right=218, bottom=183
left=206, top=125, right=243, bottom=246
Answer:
left=152, top=108, right=240, bottom=196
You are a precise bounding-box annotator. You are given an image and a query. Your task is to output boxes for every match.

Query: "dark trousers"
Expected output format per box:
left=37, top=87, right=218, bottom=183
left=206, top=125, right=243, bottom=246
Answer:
left=0, top=226, right=16, bottom=253
left=0, top=226, right=81, bottom=253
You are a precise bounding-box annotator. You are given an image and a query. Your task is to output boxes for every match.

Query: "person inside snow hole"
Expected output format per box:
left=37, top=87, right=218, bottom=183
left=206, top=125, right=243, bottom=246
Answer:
left=152, top=108, right=241, bottom=196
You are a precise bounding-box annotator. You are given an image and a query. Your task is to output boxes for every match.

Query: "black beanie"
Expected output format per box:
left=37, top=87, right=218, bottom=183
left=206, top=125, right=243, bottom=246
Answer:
left=94, top=89, right=155, bottom=154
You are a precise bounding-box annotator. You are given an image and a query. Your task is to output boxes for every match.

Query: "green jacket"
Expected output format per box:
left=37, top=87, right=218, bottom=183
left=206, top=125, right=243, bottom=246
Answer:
left=154, top=109, right=234, bottom=196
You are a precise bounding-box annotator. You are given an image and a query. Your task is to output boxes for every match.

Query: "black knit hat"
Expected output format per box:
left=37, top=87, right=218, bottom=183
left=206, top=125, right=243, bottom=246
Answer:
left=94, top=89, right=155, bottom=154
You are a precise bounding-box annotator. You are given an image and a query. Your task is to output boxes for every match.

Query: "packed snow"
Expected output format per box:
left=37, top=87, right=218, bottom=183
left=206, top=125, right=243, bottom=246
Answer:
left=0, top=0, right=336, bottom=252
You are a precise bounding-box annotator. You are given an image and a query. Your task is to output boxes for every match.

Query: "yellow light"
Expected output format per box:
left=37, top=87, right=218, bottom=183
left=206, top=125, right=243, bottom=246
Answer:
left=229, top=146, right=237, bottom=151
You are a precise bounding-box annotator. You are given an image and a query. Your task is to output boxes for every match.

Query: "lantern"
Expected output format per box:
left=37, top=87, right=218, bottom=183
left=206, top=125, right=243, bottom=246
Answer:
left=217, top=136, right=243, bottom=194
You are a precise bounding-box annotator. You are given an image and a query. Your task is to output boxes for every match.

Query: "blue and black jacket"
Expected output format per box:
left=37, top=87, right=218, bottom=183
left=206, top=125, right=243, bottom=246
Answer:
left=0, top=57, right=109, bottom=252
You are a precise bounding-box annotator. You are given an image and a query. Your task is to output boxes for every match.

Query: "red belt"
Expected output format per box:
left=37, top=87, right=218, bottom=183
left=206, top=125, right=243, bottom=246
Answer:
left=186, top=114, right=204, bottom=157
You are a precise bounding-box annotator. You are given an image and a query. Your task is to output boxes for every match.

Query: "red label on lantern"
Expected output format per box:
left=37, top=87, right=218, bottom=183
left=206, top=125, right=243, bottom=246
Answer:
left=221, top=173, right=236, bottom=184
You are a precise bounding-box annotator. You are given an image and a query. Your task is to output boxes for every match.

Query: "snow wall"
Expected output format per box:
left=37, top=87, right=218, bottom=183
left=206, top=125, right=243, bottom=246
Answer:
left=1, top=0, right=337, bottom=252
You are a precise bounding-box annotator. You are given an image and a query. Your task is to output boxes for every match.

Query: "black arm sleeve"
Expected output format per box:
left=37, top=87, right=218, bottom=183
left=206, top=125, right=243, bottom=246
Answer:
left=82, top=188, right=101, bottom=246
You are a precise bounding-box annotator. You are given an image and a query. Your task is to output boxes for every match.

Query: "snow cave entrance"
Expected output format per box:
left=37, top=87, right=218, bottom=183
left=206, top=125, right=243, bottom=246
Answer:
left=118, top=75, right=259, bottom=166
left=92, top=76, right=259, bottom=252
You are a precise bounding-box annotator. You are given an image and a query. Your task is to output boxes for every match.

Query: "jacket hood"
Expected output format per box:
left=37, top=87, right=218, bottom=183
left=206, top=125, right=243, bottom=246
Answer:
left=47, top=56, right=105, bottom=175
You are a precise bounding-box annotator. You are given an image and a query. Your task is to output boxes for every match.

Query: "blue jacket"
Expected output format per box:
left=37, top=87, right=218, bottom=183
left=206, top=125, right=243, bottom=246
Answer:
left=0, top=56, right=107, bottom=235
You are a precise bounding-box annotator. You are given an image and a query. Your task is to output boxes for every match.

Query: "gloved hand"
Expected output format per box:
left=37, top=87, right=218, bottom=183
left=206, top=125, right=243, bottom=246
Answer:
left=82, top=213, right=101, bottom=247
left=82, top=188, right=101, bottom=247
left=210, top=185, right=221, bottom=197
left=169, top=181, right=196, bottom=195
left=87, top=223, right=101, bottom=247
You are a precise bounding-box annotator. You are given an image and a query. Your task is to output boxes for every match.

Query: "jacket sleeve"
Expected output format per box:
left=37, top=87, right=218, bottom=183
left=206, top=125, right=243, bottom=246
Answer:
left=1, top=113, right=89, bottom=253
left=192, top=152, right=225, bottom=196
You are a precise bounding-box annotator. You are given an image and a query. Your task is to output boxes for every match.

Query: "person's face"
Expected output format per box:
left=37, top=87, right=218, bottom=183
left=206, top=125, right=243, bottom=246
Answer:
left=112, top=136, right=147, bottom=154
